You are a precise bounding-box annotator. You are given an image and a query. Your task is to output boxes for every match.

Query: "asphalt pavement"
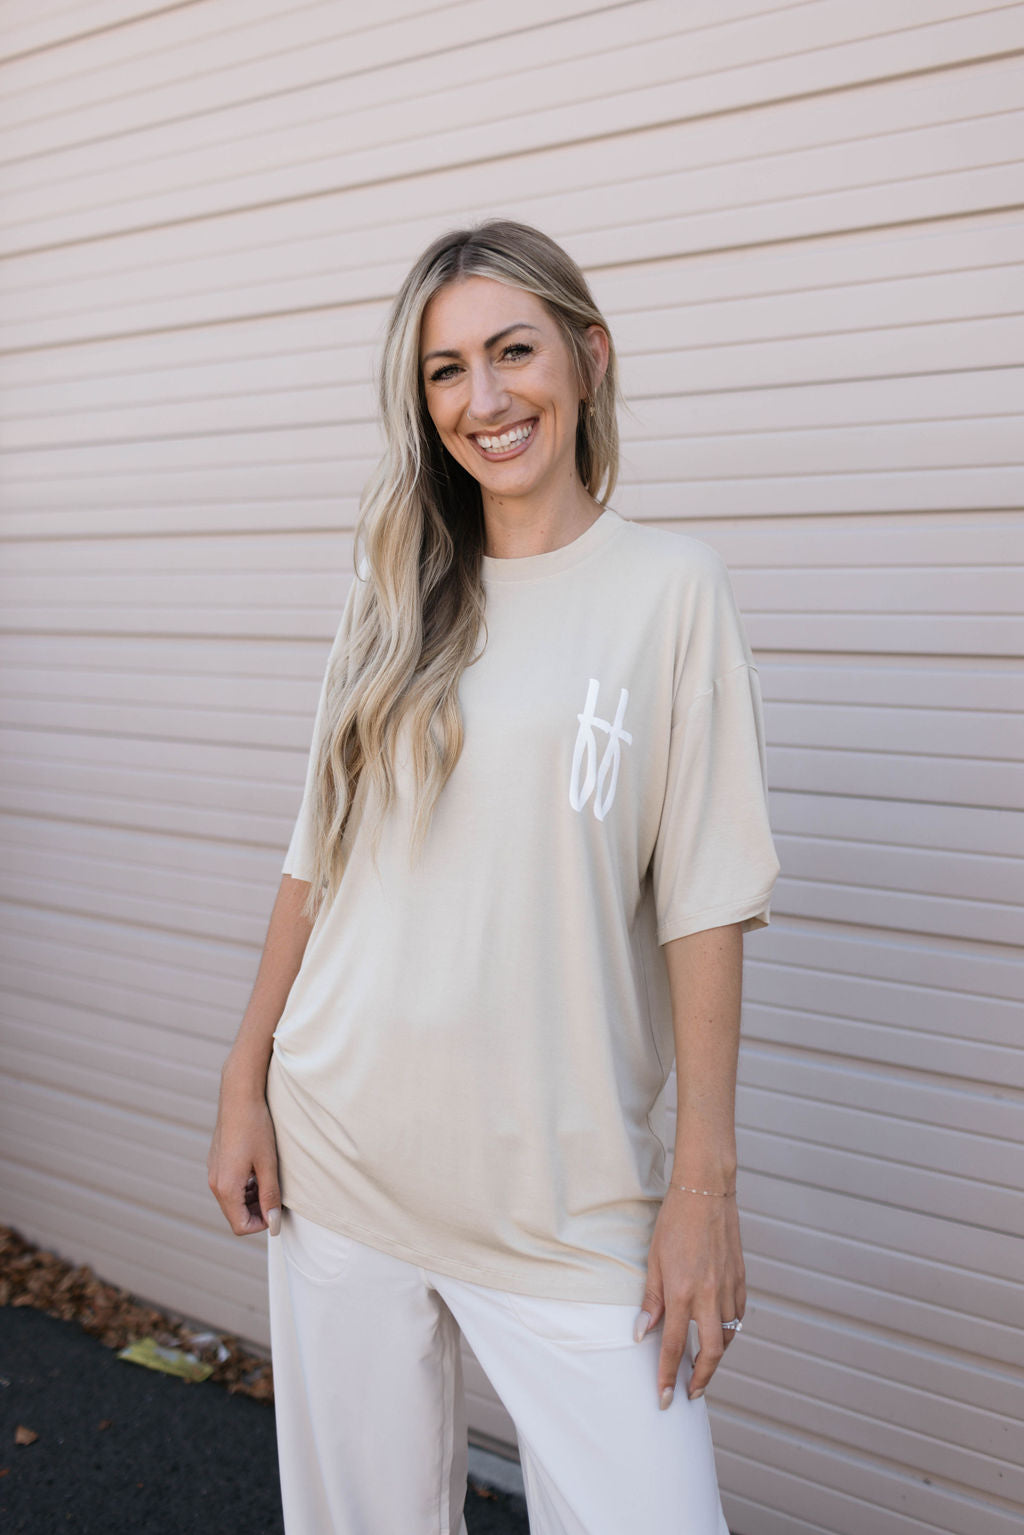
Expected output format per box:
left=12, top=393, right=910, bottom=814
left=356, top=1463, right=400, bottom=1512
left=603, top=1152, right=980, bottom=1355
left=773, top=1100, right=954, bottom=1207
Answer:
left=0, top=1304, right=529, bottom=1534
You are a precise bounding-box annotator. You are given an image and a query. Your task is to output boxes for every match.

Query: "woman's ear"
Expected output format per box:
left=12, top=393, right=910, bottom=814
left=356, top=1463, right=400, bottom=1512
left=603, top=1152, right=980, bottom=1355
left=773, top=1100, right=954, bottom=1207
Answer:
left=583, top=324, right=610, bottom=398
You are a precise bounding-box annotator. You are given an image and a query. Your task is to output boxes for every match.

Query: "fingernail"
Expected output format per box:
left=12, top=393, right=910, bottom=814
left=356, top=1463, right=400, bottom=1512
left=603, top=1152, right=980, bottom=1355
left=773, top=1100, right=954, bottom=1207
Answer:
left=659, top=1387, right=674, bottom=1411
left=634, top=1311, right=653, bottom=1343
left=689, top=1387, right=705, bottom=1400
left=266, top=1207, right=281, bottom=1237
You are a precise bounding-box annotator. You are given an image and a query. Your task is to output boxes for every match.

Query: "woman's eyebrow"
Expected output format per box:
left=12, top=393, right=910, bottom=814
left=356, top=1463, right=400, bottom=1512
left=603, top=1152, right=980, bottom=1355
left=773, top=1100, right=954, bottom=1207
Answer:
left=422, top=322, right=540, bottom=366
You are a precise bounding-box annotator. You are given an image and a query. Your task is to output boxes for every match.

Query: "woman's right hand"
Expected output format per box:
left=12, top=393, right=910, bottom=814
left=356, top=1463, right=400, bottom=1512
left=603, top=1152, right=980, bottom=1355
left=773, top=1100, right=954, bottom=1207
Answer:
left=207, top=874, right=315, bottom=1237
left=207, top=1079, right=282, bottom=1237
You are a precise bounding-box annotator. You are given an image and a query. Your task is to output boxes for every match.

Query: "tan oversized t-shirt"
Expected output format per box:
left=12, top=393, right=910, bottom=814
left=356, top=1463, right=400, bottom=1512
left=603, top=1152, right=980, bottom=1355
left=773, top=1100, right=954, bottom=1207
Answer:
left=266, top=507, right=780, bottom=1303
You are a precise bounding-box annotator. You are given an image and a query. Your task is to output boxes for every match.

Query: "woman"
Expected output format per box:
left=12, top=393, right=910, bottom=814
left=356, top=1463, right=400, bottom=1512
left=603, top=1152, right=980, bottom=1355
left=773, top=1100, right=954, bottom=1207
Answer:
left=209, top=219, right=780, bottom=1535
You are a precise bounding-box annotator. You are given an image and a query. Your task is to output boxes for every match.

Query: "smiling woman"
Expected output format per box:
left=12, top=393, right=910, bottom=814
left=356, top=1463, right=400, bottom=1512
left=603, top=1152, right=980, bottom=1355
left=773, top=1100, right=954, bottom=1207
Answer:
left=208, top=219, right=780, bottom=1535
left=420, top=278, right=608, bottom=543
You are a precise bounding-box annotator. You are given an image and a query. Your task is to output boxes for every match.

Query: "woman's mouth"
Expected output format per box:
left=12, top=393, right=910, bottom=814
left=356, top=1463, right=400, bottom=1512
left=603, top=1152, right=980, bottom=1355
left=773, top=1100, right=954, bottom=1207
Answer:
left=469, top=419, right=537, bottom=460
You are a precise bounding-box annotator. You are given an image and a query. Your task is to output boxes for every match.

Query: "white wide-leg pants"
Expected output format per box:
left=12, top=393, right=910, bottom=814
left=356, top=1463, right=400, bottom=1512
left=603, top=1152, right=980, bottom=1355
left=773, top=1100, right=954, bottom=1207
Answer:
left=268, top=1208, right=731, bottom=1535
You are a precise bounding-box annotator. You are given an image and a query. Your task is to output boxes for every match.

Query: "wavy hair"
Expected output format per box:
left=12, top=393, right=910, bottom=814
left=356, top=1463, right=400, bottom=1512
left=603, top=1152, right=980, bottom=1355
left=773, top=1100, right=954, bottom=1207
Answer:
left=298, top=219, right=621, bottom=915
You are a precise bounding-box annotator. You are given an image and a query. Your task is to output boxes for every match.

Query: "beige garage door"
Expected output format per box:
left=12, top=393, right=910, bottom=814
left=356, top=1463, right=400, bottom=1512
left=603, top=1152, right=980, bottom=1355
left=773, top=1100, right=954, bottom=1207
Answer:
left=2, top=3, right=1022, bottom=1529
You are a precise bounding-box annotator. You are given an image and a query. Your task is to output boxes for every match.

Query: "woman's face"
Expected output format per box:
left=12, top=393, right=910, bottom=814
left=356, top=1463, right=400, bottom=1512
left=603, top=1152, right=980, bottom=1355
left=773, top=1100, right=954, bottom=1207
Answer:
left=419, top=275, right=605, bottom=515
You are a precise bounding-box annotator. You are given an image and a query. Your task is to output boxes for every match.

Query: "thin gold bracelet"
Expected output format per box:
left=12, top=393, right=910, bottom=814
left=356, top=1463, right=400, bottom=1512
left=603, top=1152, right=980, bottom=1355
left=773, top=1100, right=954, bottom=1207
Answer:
left=668, top=1182, right=737, bottom=1198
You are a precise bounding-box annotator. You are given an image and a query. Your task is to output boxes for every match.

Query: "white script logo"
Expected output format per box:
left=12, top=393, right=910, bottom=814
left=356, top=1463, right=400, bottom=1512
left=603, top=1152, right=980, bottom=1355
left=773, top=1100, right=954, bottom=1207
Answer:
left=569, top=678, right=632, bottom=821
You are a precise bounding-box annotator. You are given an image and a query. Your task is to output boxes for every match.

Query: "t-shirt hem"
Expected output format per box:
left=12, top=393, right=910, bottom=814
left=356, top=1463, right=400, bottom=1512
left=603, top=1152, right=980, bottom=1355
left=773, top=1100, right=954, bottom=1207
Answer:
left=657, top=886, right=776, bottom=945
left=279, top=1194, right=650, bottom=1303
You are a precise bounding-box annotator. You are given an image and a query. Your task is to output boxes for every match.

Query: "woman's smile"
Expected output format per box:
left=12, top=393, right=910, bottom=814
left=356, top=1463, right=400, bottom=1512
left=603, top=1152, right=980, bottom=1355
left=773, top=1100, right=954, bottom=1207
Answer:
left=468, top=417, right=538, bottom=460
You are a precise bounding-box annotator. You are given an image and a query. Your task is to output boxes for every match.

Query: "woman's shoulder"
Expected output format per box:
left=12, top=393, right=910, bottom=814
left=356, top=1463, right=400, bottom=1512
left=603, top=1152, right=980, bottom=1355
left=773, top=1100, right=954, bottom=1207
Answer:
left=610, top=516, right=751, bottom=668
left=611, top=513, right=732, bottom=593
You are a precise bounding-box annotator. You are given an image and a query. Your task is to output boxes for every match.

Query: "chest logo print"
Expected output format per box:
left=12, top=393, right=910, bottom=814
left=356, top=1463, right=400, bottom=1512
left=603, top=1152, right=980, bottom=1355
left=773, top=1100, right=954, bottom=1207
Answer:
left=569, top=678, right=632, bottom=821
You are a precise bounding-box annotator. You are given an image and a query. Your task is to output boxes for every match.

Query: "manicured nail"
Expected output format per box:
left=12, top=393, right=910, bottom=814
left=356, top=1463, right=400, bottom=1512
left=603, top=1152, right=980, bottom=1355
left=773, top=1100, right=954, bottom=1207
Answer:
left=266, top=1207, right=281, bottom=1237
left=659, top=1387, right=674, bottom=1411
left=689, top=1387, right=705, bottom=1400
left=634, top=1311, right=653, bottom=1343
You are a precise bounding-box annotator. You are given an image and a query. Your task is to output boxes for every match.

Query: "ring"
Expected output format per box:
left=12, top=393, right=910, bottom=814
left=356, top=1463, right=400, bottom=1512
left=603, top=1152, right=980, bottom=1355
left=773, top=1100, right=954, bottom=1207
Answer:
left=721, top=1319, right=743, bottom=1332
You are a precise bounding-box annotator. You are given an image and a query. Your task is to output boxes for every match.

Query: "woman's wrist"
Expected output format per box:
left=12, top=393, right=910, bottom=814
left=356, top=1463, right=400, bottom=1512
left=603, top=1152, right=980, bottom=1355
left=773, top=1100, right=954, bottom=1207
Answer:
left=670, top=1143, right=738, bottom=1194
left=220, top=1041, right=272, bottom=1098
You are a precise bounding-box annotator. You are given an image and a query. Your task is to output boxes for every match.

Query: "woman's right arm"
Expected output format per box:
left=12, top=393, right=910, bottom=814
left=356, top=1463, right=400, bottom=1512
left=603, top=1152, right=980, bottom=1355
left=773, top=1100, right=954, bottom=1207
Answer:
left=207, top=872, right=317, bottom=1237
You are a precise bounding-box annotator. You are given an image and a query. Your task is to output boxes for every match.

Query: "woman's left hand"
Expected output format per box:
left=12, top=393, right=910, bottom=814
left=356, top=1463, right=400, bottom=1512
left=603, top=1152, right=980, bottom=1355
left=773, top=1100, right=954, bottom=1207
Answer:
left=635, top=1185, right=745, bottom=1407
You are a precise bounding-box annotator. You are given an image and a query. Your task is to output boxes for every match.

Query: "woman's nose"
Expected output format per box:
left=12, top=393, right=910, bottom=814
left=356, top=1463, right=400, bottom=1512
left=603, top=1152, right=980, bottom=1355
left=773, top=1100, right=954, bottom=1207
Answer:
left=466, top=366, right=509, bottom=423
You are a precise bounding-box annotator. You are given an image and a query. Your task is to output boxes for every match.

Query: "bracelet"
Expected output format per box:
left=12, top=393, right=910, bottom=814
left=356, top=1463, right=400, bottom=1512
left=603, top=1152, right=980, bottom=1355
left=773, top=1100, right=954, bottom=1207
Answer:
left=669, top=1182, right=737, bottom=1198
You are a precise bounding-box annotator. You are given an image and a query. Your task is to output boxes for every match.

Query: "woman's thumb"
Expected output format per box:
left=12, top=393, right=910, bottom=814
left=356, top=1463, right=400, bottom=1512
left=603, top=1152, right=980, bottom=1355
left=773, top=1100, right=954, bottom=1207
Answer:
left=256, top=1158, right=282, bottom=1236
left=635, top=1276, right=665, bottom=1343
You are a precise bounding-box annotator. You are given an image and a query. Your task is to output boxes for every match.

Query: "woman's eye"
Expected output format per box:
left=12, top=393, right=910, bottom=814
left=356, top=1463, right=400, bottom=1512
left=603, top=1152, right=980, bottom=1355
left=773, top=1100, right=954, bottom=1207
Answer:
left=427, top=343, right=531, bottom=384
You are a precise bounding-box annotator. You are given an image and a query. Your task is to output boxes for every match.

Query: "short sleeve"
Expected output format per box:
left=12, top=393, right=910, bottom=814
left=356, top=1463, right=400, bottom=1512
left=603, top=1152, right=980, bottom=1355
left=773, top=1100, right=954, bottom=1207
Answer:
left=651, top=659, right=781, bottom=946
left=281, top=571, right=363, bottom=883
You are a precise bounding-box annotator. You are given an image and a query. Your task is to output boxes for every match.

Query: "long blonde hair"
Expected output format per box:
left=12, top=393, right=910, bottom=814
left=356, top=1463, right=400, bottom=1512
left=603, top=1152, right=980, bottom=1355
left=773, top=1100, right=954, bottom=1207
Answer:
left=300, top=220, right=621, bottom=915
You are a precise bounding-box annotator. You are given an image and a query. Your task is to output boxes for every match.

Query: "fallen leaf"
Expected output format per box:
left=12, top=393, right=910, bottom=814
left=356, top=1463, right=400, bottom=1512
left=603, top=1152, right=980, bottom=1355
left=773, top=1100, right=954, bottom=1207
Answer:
left=117, top=1337, right=214, bottom=1383
left=14, top=1425, right=38, bottom=1446
left=1, top=1223, right=273, bottom=1402
left=97, top=1419, right=112, bottom=1431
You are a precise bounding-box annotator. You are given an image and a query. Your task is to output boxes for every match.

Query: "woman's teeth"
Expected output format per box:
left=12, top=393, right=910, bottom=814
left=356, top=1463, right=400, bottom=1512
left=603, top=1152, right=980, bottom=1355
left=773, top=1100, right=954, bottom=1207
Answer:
left=475, top=422, right=534, bottom=451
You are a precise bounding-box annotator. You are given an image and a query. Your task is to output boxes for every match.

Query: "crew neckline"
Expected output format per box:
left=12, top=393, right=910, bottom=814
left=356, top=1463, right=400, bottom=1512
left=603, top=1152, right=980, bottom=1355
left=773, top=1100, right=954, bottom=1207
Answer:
left=481, top=506, right=626, bottom=583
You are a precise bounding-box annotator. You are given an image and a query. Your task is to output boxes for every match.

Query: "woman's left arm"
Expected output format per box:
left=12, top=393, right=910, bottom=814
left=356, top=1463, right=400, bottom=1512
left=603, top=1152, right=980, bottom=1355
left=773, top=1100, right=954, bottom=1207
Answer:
left=636, top=920, right=746, bottom=1408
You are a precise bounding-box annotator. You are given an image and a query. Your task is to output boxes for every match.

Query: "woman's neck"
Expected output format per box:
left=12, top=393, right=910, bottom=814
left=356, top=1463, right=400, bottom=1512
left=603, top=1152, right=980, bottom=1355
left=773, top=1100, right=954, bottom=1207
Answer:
left=481, top=484, right=603, bottom=560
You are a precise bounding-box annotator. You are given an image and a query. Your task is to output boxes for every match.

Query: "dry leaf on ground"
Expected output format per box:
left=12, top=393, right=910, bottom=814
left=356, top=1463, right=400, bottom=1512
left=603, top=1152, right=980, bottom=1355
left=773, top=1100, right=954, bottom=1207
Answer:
left=0, top=1225, right=274, bottom=1403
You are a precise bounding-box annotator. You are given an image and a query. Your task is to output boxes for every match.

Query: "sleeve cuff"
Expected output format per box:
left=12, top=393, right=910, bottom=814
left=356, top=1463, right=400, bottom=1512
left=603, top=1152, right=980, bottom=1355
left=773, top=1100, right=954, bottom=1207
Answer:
left=657, top=885, right=776, bottom=946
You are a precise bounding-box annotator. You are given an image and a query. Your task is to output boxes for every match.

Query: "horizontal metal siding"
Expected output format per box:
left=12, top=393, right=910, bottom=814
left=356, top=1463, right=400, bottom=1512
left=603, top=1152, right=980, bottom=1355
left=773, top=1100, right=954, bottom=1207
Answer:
left=1, top=3, right=1022, bottom=1531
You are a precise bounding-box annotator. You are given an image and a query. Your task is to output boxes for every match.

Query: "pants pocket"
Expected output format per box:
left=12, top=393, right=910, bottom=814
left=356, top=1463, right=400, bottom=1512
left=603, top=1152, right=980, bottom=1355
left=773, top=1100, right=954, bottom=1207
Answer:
left=279, top=1207, right=358, bottom=1285
left=500, top=1291, right=641, bottom=1352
